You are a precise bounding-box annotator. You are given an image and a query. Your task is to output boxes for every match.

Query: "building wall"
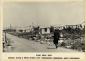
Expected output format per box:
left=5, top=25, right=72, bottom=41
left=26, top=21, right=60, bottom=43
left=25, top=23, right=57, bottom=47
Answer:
left=41, top=28, right=50, bottom=34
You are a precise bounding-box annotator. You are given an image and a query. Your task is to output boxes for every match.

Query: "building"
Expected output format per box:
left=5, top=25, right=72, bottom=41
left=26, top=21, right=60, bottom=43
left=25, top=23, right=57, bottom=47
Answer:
left=16, top=27, right=31, bottom=33
left=40, top=27, right=50, bottom=35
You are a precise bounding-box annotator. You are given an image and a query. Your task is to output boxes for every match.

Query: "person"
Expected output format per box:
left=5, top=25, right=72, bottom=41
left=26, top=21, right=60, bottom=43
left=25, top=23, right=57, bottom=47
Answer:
left=53, top=29, right=60, bottom=48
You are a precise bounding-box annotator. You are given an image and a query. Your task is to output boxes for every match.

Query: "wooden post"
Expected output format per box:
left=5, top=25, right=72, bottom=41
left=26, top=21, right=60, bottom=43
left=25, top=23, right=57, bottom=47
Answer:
left=4, top=32, right=7, bottom=43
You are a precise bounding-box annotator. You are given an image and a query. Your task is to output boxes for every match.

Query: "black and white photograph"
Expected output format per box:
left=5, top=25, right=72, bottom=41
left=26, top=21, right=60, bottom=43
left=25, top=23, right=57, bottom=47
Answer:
left=3, top=2, right=85, bottom=52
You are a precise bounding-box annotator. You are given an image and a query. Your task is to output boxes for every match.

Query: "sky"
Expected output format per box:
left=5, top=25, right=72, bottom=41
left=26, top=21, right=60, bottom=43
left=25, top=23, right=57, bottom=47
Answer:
left=3, top=2, right=84, bottom=28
